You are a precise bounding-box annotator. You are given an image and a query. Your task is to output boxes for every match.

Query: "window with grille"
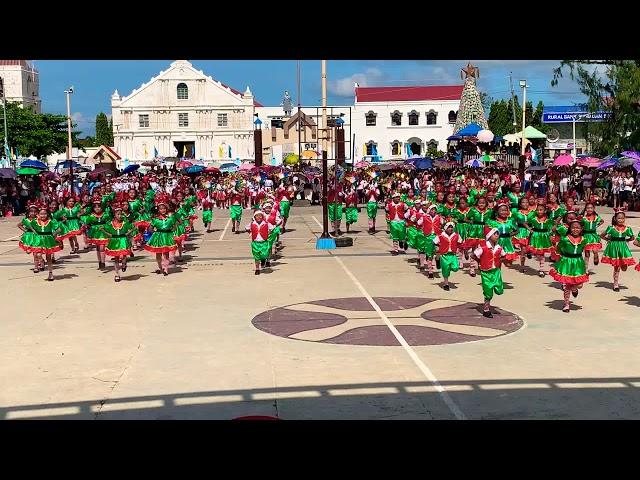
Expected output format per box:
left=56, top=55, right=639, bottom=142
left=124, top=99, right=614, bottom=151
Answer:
left=177, top=83, right=188, bottom=100
left=391, top=111, right=402, bottom=126
left=365, top=111, right=377, bottom=126
left=178, top=113, right=189, bottom=127
left=448, top=110, right=457, bottom=123
left=366, top=142, right=377, bottom=155
left=391, top=142, right=402, bottom=155
left=217, top=113, right=228, bottom=127
left=408, top=110, right=419, bottom=126
left=139, top=114, right=149, bottom=128
left=427, top=111, right=437, bottom=125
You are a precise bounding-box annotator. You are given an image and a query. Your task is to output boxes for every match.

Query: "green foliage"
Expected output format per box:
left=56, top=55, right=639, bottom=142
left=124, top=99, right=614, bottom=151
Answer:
left=4, top=102, right=80, bottom=159
left=95, top=112, right=113, bottom=146
left=552, top=60, right=640, bottom=155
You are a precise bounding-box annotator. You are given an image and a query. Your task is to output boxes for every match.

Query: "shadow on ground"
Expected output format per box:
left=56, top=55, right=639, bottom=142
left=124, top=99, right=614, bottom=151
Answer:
left=3, top=377, right=640, bottom=420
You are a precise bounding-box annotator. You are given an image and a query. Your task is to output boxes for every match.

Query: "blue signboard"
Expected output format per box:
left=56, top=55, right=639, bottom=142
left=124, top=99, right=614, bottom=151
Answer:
left=542, top=105, right=610, bottom=123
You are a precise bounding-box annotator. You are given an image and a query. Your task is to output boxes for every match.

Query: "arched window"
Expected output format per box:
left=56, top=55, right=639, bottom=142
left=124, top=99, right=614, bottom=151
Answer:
left=391, top=141, right=402, bottom=156
left=427, top=139, right=438, bottom=152
left=177, top=83, right=188, bottom=100
left=408, top=110, right=419, bottom=126
left=366, top=141, right=378, bottom=156
left=426, top=110, right=437, bottom=125
left=365, top=110, right=377, bottom=126
left=448, top=110, right=457, bottom=123
left=391, top=110, right=402, bottom=126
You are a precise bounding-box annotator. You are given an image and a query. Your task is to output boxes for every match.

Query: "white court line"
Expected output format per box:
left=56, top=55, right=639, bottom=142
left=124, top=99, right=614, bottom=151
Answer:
left=218, top=218, right=232, bottom=241
left=311, top=216, right=323, bottom=230
left=3, top=234, right=19, bottom=242
left=332, top=255, right=467, bottom=420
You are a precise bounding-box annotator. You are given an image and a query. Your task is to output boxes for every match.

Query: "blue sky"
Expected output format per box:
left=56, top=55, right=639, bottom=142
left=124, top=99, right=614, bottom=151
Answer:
left=36, top=60, right=586, bottom=136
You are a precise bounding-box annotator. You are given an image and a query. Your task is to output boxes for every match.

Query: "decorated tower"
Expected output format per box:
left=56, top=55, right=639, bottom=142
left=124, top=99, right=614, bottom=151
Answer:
left=454, top=62, right=489, bottom=133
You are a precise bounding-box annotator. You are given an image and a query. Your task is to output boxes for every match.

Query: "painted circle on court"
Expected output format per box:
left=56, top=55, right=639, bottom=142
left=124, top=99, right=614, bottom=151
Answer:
left=251, top=297, right=523, bottom=346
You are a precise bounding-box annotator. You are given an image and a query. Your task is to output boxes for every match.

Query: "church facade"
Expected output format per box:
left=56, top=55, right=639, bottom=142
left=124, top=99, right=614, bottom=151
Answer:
left=111, top=60, right=262, bottom=161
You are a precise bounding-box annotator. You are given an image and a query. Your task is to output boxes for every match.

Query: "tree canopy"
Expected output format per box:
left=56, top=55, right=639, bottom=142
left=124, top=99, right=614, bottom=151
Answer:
left=552, top=60, right=640, bottom=155
left=4, top=102, right=80, bottom=159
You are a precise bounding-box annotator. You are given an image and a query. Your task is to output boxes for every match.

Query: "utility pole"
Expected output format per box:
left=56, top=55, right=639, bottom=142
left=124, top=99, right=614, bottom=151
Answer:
left=520, top=80, right=528, bottom=156
left=0, top=76, right=8, bottom=167
left=316, top=59, right=335, bottom=249
left=509, top=73, right=517, bottom=134
left=297, top=60, right=301, bottom=164
left=64, top=87, right=74, bottom=190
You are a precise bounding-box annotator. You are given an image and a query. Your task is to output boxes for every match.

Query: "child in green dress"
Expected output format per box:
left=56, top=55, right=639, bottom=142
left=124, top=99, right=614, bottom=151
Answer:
left=600, top=210, right=636, bottom=291
left=101, top=203, right=137, bottom=282
left=550, top=220, right=589, bottom=312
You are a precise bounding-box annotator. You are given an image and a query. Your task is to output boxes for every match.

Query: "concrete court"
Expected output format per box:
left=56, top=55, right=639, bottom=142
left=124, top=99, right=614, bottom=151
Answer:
left=1, top=203, right=640, bottom=420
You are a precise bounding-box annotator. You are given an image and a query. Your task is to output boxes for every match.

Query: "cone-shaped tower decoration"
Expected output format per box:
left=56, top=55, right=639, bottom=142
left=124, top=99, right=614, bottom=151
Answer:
left=454, top=62, right=489, bottom=133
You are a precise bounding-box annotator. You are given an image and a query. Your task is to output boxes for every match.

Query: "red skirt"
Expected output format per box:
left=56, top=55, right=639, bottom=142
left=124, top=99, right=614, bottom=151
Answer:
left=105, top=247, right=132, bottom=257
left=528, top=246, right=554, bottom=256
left=549, top=268, right=589, bottom=285
left=601, top=256, right=636, bottom=268
left=57, top=229, right=83, bottom=241
left=87, top=238, right=109, bottom=246
left=143, top=244, right=177, bottom=253
left=583, top=242, right=603, bottom=252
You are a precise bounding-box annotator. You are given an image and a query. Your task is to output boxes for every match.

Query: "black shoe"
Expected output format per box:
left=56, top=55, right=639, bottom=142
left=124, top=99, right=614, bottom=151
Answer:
left=571, top=290, right=578, bottom=298
left=613, top=286, right=620, bottom=292
left=483, top=310, right=493, bottom=318
left=122, top=265, right=127, bottom=272
left=562, top=306, right=570, bottom=313
left=255, top=270, right=260, bottom=275
left=594, top=257, right=599, bottom=265
left=443, top=284, right=450, bottom=291
left=391, top=251, right=398, bottom=256
left=260, top=259, right=266, bottom=267
left=428, top=273, right=434, bottom=279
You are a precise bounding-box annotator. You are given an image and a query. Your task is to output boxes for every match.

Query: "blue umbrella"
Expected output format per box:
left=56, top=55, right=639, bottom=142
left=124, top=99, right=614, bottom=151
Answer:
left=455, top=123, right=482, bottom=136
left=447, top=135, right=462, bottom=141
left=122, top=164, right=140, bottom=174
left=185, top=165, right=205, bottom=174
left=220, top=162, right=238, bottom=173
left=408, top=157, right=433, bottom=170
left=20, top=159, right=47, bottom=169
left=56, top=160, right=82, bottom=169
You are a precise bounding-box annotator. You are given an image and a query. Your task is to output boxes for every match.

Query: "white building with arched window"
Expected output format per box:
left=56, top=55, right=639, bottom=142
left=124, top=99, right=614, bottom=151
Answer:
left=352, top=85, right=463, bottom=160
left=111, top=60, right=262, bottom=161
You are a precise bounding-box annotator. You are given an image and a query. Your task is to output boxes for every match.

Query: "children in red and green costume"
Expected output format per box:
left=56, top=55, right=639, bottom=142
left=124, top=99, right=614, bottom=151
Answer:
left=102, top=203, right=137, bottom=282
left=417, top=204, right=442, bottom=278
left=512, top=197, right=534, bottom=269
left=600, top=210, right=636, bottom=291
left=344, top=185, right=359, bottom=234
left=404, top=199, right=422, bottom=253
left=17, top=202, right=43, bottom=272
left=487, top=202, right=519, bottom=262
left=549, top=220, right=589, bottom=312
left=246, top=210, right=274, bottom=275
left=580, top=202, right=604, bottom=268
left=144, top=193, right=178, bottom=276
left=464, top=196, right=493, bottom=277
left=387, top=192, right=407, bottom=255
left=433, top=222, right=460, bottom=291
left=84, top=198, right=112, bottom=270
left=27, top=205, right=63, bottom=281
left=451, top=197, right=470, bottom=261
left=527, top=204, right=555, bottom=277
left=57, top=196, right=83, bottom=254
left=365, top=183, right=380, bottom=234
left=472, top=227, right=511, bottom=318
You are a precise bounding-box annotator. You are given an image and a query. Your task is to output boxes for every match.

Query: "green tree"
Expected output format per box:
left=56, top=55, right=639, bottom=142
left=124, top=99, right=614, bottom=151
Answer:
left=95, top=112, right=111, bottom=146
left=5, top=102, right=80, bottom=159
left=488, top=99, right=515, bottom=136
left=108, top=117, right=114, bottom=145
left=552, top=60, right=640, bottom=155
left=531, top=100, right=548, bottom=133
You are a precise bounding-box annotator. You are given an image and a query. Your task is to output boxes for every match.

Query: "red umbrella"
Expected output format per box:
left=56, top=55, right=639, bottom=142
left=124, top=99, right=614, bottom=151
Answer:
left=142, top=161, right=158, bottom=167
left=552, top=154, right=575, bottom=167
left=176, top=160, right=193, bottom=168
left=204, top=166, right=220, bottom=173
left=238, top=162, right=254, bottom=171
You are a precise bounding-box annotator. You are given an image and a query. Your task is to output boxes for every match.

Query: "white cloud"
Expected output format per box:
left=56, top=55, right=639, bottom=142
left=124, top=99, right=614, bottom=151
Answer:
left=328, top=68, right=385, bottom=97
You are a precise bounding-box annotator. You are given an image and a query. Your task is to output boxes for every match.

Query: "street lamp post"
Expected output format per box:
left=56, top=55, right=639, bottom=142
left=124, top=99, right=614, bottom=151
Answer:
left=571, top=114, right=588, bottom=159
left=519, top=80, right=527, bottom=156
left=0, top=76, right=9, bottom=168
left=64, top=86, right=74, bottom=192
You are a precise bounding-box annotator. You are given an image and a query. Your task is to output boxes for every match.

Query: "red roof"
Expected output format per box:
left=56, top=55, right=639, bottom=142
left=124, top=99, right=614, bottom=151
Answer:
left=220, top=82, right=263, bottom=107
left=102, top=145, right=122, bottom=160
left=356, top=85, right=463, bottom=103
left=0, top=60, right=29, bottom=67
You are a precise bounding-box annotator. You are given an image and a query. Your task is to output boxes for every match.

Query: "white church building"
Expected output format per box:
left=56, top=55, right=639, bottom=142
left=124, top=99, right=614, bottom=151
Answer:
left=111, top=60, right=262, bottom=162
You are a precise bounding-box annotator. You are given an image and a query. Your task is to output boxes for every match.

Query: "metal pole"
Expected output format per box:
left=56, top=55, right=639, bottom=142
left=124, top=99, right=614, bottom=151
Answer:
left=520, top=82, right=527, bottom=156
left=572, top=116, right=576, bottom=159
left=320, top=60, right=329, bottom=239
left=297, top=60, right=301, bottom=164
left=1, top=77, right=8, bottom=167
left=66, top=89, right=73, bottom=190
left=509, top=73, right=517, bottom=134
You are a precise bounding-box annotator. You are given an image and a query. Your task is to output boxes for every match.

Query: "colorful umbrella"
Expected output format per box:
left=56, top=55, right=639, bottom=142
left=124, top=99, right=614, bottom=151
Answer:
left=597, top=159, right=617, bottom=170
left=185, top=165, right=205, bottom=174
left=176, top=160, right=193, bottom=168
left=205, top=166, right=221, bottom=173
left=0, top=168, right=17, bottom=179
left=122, top=164, right=140, bottom=174
left=283, top=153, right=300, bottom=166
left=19, top=160, right=47, bottom=169
left=617, top=157, right=637, bottom=168
left=465, top=159, right=483, bottom=168
left=17, top=167, right=42, bottom=175
left=220, top=163, right=238, bottom=173
left=238, top=162, right=254, bottom=171
left=621, top=151, right=640, bottom=162
left=576, top=156, right=602, bottom=168
left=355, top=161, right=370, bottom=168
left=553, top=154, right=574, bottom=166
left=481, top=154, right=496, bottom=163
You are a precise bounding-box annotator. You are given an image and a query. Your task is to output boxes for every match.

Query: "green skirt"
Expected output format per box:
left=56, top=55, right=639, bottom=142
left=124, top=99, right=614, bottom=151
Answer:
left=18, top=231, right=38, bottom=253
left=467, top=224, right=485, bottom=242
left=328, top=202, right=343, bottom=222
left=550, top=256, right=589, bottom=285
left=88, top=226, right=109, bottom=245
left=602, top=240, right=636, bottom=268
left=143, top=232, right=177, bottom=253
left=406, top=226, right=419, bottom=249
left=345, top=206, right=358, bottom=225
left=202, top=210, right=213, bottom=224
left=59, top=218, right=82, bottom=239
left=419, top=232, right=436, bottom=257
left=389, top=221, right=406, bottom=241
left=105, top=237, right=133, bottom=257
left=173, top=222, right=187, bottom=242
left=497, top=236, right=518, bottom=260
left=414, top=231, right=426, bottom=253
left=583, top=232, right=602, bottom=251
left=455, top=222, right=469, bottom=242
left=440, top=252, right=460, bottom=278
left=251, top=240, right=271, bottom=261
left=280, top=200, right=291, bottom=219
left=480, top=268, right=504, bottom=300
left=529, top=232, right=553, bottom=255
left=367, top=201, right=378, bottom=219
left=230, top=205, right=243, bottom=221
left=30, top=232, right=63, bottom=254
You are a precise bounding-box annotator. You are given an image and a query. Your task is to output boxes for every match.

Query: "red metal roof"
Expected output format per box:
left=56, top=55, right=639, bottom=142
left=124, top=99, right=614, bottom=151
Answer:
left=356, top=85, right=464, bottom=103
left=102, top=145, right=122, bottom=160
left=0, top=60, right=29, bottom=67
left=220, top=82, right=263, bottom=107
